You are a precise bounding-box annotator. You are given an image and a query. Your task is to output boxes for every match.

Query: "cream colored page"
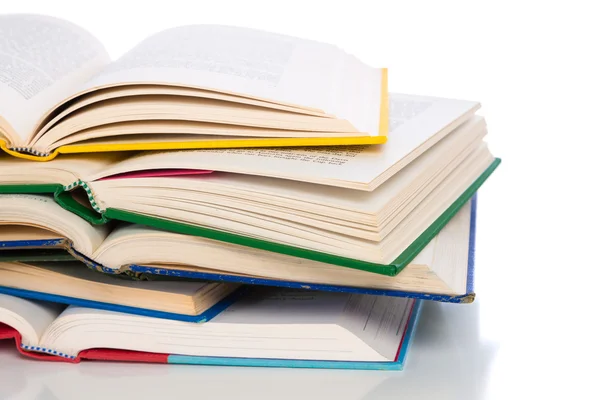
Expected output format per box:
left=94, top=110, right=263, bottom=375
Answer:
left=107, top=115, right=481, bottom=214
left=426, top=201, right=472, bottom=293
left=198, top=288, right=351, bottom=325
left=0, top=194, right=110, bottom=255
left=44, top=290, right=351, bottom=338
left=33, top=262, right=208, bottom=296
left=81, top=25, right=380, bottom=134
left=338, top=295, right=412, bottom=360
left=0, top=14, right=110, bottom=142
left=0, top=152, right=128, bottom=185
left=86, top=94, right=478, bottom=186
left=0, top=293, right=63, bottom=345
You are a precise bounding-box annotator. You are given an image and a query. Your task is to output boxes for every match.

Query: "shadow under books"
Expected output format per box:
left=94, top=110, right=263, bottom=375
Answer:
left=3, top=300, right=501, bottom=400
left=361, top=299, right=500, bottom=400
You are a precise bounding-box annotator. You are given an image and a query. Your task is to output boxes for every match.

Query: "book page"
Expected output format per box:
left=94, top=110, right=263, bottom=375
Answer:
left=0, top=194, right=110, bottom=256
left=28, top=262, right=211, bottom=296
left=0, top=152, right=129, bottom=186
left=85, top=94, right=479, bottom=189
left=43, top=296, right=383, bottom=361
left=81, top=25, right=381, bottom=134
left=0, top=14, right=110, bottom=142
left=0, top=225, right=61, bottom=241
left=0, top=293, right=64, bottom=346
left=338, top=296, right=413, bottom=360
left=211, top=288, right=351, bottom=325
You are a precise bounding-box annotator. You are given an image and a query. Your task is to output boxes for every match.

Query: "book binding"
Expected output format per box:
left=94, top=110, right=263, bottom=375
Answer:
left=50, top=158, right=501, bottom=276
left=0, top=194, right=478, bottom=304
left=0, top=298, right=421, bottom=370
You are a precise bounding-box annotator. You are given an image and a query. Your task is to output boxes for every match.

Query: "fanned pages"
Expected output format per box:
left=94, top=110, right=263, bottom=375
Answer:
left=0, top=112, right=500, bottom=274
left=0, top=194, right=109, bottom=255
left=60, top=120, right=498, bottom=271
left=0, top=195, right=478, bottom=301
left=81, top=93, right=480, bottom=190
left=93, top=199, right=475, bottom=298
left=0, top=289, right=418, bottom=366
left=0, top=262, right=239, bottom=320
left=0, top=85, right=499, bottom=276
left=0, top=15, right=388, bottom=160
left=0, top=152, right=129, bottom=190
left=0, top=92, right=481, bottom=191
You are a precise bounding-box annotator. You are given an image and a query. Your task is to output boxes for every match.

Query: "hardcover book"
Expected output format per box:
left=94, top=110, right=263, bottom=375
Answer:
left=0, top=14, right=390, bottom=161
left=0, top=93, right=500, bottom=275
left=0, top=289, right=422, bottom=370
left=0, top=194, right=479, bottom=303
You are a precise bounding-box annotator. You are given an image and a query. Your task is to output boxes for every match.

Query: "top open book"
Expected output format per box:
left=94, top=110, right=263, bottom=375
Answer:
left=0, top=14, right=388, bottom=161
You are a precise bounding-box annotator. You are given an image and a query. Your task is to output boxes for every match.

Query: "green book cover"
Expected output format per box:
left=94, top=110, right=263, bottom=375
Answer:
left=0, top=158, right=500, bottom=276
left=52, top=158, right=501, bottom=276
left=0, top=184, right=62, bottom=195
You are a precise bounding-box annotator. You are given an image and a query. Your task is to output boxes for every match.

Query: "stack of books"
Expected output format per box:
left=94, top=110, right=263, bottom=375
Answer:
left=0, top=14, right=500, bottom=370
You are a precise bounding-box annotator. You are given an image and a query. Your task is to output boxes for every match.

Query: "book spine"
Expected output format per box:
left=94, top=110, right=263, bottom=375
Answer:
left=466, top=192, right=478, bottom=295
left=0, top=323, right=77, bottom=362
left=0, top=140, right=58, bottom=161
left=54, top=183, right=108, bottom=225
left=20, top=343, right=78, bottom=360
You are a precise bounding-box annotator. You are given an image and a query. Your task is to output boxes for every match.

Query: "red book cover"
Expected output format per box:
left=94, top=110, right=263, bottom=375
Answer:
left=0, top=323, right=168, bottom=364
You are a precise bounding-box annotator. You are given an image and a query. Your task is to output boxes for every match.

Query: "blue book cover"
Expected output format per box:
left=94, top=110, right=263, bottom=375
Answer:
left=0, top=196, right=478, bottom=305
left=0, top=295, right=422, bottom=370
left=0, top=284, right=244, bottom=323
left=130, top=196, right=479, bottom=304
left=166, top=299, right=423, bottom=370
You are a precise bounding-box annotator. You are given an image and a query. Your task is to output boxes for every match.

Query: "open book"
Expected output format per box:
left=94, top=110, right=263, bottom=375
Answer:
left=0, top=289, right=420, bottom=370
left=0, top=93, right=499, bottom=274
left=0, top=261, right=239, bottom=321
left=0, top=193, right=478, bottom=301
left=0, top=14, right=387, bottom=161
left=0, top=92, right=481, bottom=191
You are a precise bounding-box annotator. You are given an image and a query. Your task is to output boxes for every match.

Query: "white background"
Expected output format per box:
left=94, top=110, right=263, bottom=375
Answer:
left=1, top=1, right=599, bottom=399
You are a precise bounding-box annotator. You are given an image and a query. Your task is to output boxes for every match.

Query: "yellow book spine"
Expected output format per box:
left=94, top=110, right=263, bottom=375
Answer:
left=0, top=140, right=58, bottom=161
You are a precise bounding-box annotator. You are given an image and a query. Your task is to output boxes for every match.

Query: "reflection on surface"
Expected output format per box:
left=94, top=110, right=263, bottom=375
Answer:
left=364, top=300, right=498, bottom=399
left=0, top=299, right=499, bottom=400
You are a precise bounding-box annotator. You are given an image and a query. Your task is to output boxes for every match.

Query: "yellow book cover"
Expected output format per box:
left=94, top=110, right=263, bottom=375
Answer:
left=0, top=15, right=388, bottom=161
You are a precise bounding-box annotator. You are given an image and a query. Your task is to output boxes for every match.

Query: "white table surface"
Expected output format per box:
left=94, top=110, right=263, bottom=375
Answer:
left=0, top=297, right=499, bottom=400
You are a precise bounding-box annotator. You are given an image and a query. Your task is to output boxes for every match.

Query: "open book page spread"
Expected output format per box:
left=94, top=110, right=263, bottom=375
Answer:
left=99, top=169, right=213, bottom=181
left=0, top=15, right=387, bottom=160
left=83, top=93, right=479, bottom=187
left=0, top=13, right=500, bottom=371
left=0, top=289, right=416, bottom=363
left=82, top=25, right=383, bottom=135
left=0, top=14, right=109, bottom=140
